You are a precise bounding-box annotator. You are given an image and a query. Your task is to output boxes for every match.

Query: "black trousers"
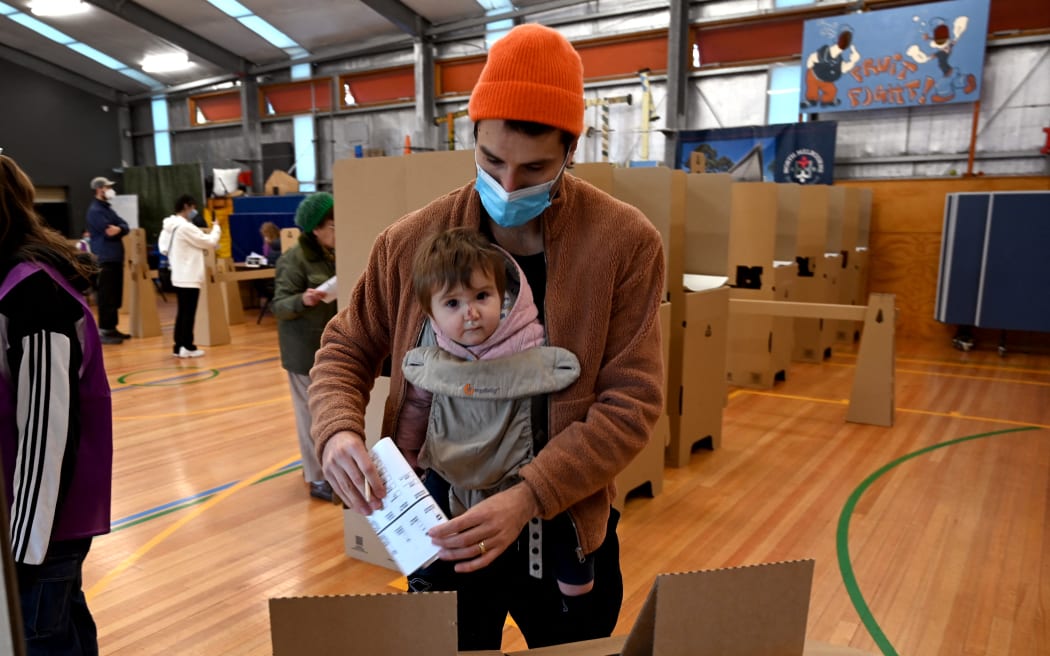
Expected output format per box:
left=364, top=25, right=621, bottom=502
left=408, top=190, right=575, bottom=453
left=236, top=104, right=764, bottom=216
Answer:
left=173, top=287, right=200, bottom=352
left=17, top=538, right=98, bottom=656
left=95, top=261, right=123, bottom=331
left=409, top=473, right=623, bottom=651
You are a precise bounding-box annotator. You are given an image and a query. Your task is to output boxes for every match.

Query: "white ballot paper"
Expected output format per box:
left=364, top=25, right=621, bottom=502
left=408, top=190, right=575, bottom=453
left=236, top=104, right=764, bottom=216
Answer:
left=683, top=273, right=729, bottom=293
left=316, top=276, right=337, bottom=303
left=366, top=437, right=447, bottom=575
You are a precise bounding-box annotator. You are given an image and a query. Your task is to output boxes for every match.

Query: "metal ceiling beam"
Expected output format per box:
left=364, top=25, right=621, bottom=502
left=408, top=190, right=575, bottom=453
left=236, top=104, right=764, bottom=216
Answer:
left=83, top=0, right=249, bottom=73
left=426, top=0, right=590, bottom=37
left=663, top=0, right=690, bottom=167
left=0, top=42, right=120, bottom=102
left=358, top=0, right=429, bottom=38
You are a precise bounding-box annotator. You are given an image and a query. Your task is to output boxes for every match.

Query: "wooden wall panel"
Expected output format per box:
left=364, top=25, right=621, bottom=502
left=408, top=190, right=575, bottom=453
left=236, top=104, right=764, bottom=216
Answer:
left=838, top=176, right=1050, bottom=340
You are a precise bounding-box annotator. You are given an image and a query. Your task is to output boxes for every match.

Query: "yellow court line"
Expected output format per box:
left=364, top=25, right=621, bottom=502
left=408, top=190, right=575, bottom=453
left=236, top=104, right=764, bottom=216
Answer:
left=85, top=453, right=301, bottom=602
left=824, top=361, right=1050, bottom=387
left=735, top=390, right=1050, bottom=430
left=115, top=395, right=290, bottom=420
left=832, top=352, right=1050, bottom=376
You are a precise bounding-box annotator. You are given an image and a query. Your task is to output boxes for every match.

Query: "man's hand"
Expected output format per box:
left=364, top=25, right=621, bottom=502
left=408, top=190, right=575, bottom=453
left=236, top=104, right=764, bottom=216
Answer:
left=321, top=431, right=385, bottom=514
left=428, top=484, right=540, bottom=573
left=105, top=225, right=121, bottom=237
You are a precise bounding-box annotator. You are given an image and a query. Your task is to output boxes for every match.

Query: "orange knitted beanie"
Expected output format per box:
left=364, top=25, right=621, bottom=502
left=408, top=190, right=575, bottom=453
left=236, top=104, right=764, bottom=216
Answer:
left=468, top=24, right=584, bottom=137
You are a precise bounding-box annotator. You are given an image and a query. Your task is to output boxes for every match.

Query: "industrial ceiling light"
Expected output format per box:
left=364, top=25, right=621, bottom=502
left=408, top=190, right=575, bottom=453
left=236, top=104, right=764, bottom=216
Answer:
left=29, top=0, right=87, bottom=16
left=142, top=52, right=192, bottom=73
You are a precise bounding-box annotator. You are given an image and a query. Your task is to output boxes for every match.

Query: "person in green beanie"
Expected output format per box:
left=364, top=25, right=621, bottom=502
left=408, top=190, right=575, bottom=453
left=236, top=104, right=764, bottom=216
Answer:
left=272, top=192, right=337, bottom=501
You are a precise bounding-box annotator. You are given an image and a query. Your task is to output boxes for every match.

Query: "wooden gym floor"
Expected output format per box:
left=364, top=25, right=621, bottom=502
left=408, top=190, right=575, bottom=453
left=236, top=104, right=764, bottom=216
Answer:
left=82, top=298, right=1048, bottom=655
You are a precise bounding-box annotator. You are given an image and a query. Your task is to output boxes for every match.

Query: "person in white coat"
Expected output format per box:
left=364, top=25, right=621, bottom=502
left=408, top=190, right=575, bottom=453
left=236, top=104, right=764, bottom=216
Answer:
left=159, top=194, right=221, bottom=358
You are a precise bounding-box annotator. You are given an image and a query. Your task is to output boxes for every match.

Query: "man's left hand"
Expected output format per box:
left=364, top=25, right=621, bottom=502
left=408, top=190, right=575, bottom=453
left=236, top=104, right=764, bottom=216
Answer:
left=428, top=484, right=540, bottom=573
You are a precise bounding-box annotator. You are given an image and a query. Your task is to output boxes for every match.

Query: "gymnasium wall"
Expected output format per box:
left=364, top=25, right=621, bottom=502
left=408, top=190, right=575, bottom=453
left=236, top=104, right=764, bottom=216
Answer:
left=838, top=175, right=1050, bottom=342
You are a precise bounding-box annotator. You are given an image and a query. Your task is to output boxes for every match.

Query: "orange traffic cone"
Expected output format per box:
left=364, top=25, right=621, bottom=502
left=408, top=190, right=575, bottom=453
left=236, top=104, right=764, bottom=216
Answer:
left=404, top=135, right=412, bottom=155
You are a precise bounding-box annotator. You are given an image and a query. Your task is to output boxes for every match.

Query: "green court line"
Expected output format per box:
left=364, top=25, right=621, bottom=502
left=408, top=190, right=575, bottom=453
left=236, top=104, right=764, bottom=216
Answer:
left=111, top=465, right=303, bottom=532
left=836, top=425, right=1040, bottom=655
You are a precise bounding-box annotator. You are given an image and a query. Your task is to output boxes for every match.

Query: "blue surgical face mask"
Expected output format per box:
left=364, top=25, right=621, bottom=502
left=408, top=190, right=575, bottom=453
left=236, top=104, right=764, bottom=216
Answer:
left=188, top=208, right=199, bottom=220
left=474, top=155, right=569, bottom=228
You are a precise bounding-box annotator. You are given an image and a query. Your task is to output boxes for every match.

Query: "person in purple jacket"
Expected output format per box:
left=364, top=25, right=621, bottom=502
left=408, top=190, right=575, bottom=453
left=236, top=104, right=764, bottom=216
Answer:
left=0, top=154, right=113, bottom=655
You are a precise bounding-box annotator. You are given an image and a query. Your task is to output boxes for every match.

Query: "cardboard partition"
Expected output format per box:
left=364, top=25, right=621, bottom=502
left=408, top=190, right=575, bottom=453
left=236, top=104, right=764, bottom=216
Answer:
left=683, top=173, right=732, bottom=278
left=726, top=284, right=793, bottom=389
left=727, top=182, right=778, bottom=290
left=610, top=167, right=686, bottom=304
left=668, top=286, right=729, bottom=467
left=846, top=293, right=896, bottom=427
left=279, top=226, right=300, bottom=253
left=569, top=162, right=615, bottom=193
left=795, top=185, right=831, bottom=266
left=270, top=592, right=458, bottom=655
left=614, top=413, right=667, bottom=511
left=826, top=186, right=845, bottom=255
left=215, top=258, right=246, bottom=326
left=123, top=228, right=162, bottom=338
left=193, top=249, right=231, bottom=346
left=341, top=377, right=394, bottom=554
left=270, top=560, right=824, bottom=656
left=791, top=275, right=834, bottom=363
left=613, top=301, right=671, bottom=507
left=819, top=253, right=842, bottom=356
left=776, top=183, right=801, bottom=264
left=770, top=264, right=795, bottom=377
left=333, top=150, right=476, bottom=302
left=833, top=188, right=872, bottom=342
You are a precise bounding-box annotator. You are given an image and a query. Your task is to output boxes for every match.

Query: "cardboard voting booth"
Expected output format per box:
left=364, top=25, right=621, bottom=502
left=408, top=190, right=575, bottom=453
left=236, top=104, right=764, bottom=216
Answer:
left=725, top=182, right=793, bottom=389
left=834, top=188, right=872, bottom=343
left=192, top=248, right=231, bottom=346
left=792, top=186, right=838, bottom=363
left=613, top=301, right=671, bottom=510
left=333, top=150, right=476, bottom=303
left=570, top=164, right=681, bottom=481
left=270, top=558, right=875, bottom=655
left=122, top=228, right=162, bottom=338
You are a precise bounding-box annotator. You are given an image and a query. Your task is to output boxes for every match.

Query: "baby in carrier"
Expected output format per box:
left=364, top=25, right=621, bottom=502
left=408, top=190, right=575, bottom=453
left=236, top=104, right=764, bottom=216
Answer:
left=396, top=227, right=594, bottom=597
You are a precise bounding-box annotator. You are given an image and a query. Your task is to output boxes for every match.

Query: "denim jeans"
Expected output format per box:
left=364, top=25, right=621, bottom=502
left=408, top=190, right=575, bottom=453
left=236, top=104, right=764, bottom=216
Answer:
left=17, top=538, right=98, bottom=656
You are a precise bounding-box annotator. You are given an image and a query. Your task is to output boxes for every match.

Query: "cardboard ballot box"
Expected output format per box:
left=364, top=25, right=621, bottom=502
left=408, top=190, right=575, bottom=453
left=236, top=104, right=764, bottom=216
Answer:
left=270, top=559, right=875, bottom=656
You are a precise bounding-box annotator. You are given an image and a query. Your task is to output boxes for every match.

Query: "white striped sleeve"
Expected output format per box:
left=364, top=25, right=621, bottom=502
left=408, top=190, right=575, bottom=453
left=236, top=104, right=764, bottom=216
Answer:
left=10, top=330, right=72, bottom=566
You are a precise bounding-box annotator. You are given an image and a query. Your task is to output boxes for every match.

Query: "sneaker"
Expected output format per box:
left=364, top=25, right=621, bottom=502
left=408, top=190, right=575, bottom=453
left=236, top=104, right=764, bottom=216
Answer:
left=309, top=481, right=334, bottom=502
left=177, top=347, right=205, bottom=358
left=100, top=333, right=124, bottom=345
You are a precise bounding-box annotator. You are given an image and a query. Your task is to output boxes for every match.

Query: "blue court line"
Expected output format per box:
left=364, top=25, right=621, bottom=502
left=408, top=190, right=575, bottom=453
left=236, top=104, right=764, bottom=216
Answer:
left=111, top=460, right=302, bottom=528
left=111, top=356, right=279, bottom=392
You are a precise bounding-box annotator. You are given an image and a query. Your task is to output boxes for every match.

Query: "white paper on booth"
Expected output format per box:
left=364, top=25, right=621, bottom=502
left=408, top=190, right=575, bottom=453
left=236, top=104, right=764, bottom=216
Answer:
left=365, top=437, right=447, bottom=575
left=316, top=276, right=337, bottom=303
left=683, top=274, right=729, bottom=293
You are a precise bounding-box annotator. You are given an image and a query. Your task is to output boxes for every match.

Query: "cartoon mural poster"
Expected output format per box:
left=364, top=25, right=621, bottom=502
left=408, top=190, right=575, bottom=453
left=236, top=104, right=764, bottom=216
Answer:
left=799, top=0, right=990, bottom=114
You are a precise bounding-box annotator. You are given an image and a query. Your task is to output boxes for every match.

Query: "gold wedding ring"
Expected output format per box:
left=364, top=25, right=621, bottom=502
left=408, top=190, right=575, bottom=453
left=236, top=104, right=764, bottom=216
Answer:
left=478, top=540, right=487, bottom=555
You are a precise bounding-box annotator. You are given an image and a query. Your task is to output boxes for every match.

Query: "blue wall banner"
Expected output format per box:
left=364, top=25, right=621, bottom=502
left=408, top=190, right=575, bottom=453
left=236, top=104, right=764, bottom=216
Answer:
left=799, top=0, right=989, bottom=114
left=675, top=122, right=838, bottom=185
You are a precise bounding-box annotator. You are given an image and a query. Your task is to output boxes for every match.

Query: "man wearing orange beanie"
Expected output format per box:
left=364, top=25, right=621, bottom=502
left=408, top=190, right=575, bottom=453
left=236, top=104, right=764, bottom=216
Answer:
left=310, top=23, right=665, bottom=650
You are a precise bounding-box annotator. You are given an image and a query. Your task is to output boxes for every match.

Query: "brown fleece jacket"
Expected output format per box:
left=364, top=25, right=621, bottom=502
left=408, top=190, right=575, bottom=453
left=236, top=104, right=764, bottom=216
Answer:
left=309, top=173, right=665, bottom=555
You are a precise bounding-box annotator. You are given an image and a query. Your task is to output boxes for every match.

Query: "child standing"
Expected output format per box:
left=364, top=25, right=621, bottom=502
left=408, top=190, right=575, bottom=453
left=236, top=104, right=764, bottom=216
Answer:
left=397, top=227, right=593, bottom=598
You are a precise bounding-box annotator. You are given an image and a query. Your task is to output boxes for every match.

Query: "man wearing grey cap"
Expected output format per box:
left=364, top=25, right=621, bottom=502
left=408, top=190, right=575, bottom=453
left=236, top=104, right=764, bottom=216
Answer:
left=86, top=176, right=130, bottom=344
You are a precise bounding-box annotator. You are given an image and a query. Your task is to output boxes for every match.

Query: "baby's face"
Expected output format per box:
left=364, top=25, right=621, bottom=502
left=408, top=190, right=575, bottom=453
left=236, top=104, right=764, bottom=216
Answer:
left=429, top=269, right=502, bottom=347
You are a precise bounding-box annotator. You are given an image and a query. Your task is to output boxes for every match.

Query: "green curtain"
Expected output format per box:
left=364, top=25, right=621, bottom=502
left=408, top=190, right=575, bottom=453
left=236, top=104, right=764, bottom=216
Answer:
left=123, top=163, right=204, bottom=243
